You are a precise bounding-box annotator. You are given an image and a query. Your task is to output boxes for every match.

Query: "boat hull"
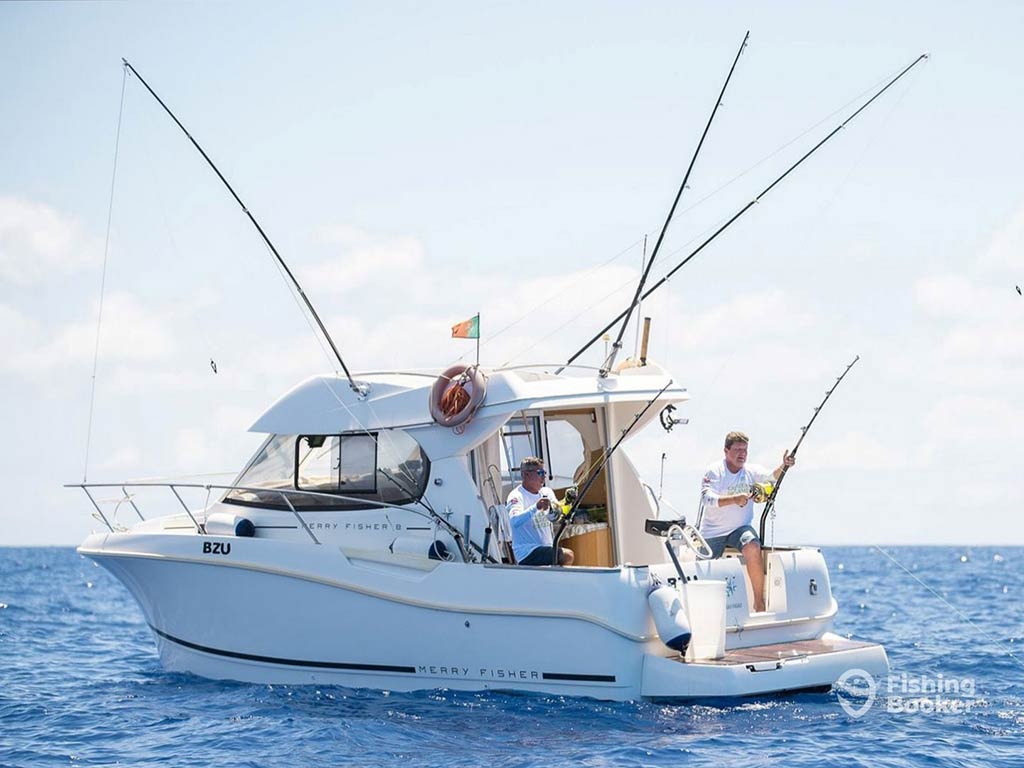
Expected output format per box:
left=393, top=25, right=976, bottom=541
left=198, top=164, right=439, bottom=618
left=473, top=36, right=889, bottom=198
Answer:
left=80, top=532, right=888, bottom=700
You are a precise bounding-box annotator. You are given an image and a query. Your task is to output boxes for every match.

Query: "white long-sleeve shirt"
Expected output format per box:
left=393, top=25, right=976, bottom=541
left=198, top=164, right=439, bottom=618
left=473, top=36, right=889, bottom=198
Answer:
left=699, top=460, right=773, bottom=539
left=506, top=484, right=558, bottom=562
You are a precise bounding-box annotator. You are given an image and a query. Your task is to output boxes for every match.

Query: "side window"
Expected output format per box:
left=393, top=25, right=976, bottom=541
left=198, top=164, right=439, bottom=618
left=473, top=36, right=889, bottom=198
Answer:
left=296, top=434, right=377, bottom=494
left=499, top=415, right=542, bottom=485
left=225, top=430, right=429, bottom=510
left=545, top=418, right=586, bottom=489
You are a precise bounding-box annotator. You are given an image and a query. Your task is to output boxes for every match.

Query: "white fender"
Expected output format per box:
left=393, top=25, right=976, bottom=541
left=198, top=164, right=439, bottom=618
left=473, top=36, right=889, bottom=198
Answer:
left=648, top=584, right=692, bottom=654
left=390, top=534, right=459, bottom=561
left=204, top=512, right=255, bottom=537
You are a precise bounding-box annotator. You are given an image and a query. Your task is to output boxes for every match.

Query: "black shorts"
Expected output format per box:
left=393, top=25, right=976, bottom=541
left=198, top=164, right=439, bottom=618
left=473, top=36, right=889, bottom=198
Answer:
left=519, top=546, right=567, bottom=566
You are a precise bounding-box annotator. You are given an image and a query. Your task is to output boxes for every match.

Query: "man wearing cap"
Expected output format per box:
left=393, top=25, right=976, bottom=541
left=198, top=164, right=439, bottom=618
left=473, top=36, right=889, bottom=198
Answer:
left=700, top=431, right=795, bottom=612
left=506, top=457, right=575, bottom=566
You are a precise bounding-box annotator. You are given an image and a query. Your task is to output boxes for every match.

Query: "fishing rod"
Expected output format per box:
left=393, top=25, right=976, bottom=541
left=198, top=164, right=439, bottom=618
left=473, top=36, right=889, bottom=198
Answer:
left=549, top=379, right=675, bottom=564
left=378, top=467, right=481, bottom=562
left=757, top=355, right=860, bottom=542
left=601, top=31, right=750, bottom=376
left=565, top=52, right=929, bottom=369
left=120, top=59, right=365, bottom=396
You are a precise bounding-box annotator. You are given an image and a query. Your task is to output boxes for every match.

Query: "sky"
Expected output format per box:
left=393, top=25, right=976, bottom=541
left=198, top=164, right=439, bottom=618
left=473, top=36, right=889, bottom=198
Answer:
left=1, top=1, right=1021, bottom=546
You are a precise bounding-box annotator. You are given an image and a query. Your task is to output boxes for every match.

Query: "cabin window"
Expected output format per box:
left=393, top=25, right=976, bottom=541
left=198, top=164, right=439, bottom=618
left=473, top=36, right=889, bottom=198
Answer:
left=296, top=434, right=377, bottom=494
left=230, top=434, right=294, bottom=494
left=545, top=418, right=586, bottom=489
left=224, top=430, right=430, bottom=510
left=499, top=415, right=542, bottom=484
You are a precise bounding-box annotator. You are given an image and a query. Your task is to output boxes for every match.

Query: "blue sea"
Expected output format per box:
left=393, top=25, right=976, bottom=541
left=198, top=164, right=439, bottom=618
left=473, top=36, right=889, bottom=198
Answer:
left=1, top=546, right=1021, bottom=767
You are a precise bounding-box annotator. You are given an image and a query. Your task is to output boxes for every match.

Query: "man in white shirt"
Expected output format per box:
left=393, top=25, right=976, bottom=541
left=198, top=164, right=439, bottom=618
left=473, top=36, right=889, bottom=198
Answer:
left=506, top=457, right=575, bottom=566
left=700, top=431, right=795, bottom=612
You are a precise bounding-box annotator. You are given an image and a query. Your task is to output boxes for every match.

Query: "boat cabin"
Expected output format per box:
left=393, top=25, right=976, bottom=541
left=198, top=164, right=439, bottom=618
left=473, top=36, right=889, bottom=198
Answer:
left=213, top=364, right=689, bottom=568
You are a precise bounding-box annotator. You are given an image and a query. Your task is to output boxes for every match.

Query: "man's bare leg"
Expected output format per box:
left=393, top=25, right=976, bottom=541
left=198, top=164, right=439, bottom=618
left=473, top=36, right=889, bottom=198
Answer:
left=742, top=541, right=766, bottom=612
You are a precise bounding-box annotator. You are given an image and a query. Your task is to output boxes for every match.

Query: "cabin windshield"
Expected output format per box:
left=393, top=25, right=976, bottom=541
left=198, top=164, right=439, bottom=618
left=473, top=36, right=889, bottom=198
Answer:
left=225, top=430, right=430, bottom=510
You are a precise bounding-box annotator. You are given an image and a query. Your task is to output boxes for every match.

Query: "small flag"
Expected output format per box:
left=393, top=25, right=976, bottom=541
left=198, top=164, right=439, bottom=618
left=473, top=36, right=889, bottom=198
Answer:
left=451, top=313, right=480, bottom=339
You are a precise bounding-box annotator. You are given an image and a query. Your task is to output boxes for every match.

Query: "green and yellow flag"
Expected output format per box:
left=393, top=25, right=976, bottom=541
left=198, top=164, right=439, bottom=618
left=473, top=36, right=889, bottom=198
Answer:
left=451, top=313, right=480, bottom=339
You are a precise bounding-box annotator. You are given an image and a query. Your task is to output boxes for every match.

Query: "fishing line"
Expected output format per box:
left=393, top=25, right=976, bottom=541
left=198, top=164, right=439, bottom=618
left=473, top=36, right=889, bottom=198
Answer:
left=129, top=104, right=227, bottom=376
left=688, top=62, right=927, bottom=416
left=564, top=53, right=928, bottom=368
left=453, top=236, right=645, bottom=366
left=121, top=62, right=440, bottom=533
left=458, top=59, right=918, bottom=372
left=500, top=211, right=739, bottom=367
left=83, top=65, right=128, bottom=483
left=122, top=59, right=362, bottom=393
left=873, top=545, right=1024, bottom=672
left=662, top=59, right=918, bottom=234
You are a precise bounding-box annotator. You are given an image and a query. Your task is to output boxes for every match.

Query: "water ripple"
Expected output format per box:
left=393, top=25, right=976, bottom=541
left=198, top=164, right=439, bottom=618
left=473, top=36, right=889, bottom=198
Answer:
left=1, top=546, right=1020, bottom=767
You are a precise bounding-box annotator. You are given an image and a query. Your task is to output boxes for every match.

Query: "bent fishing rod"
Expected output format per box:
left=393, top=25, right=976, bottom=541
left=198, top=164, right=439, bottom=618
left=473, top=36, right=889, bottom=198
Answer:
left=757, top=355, right=860, bottom=542
left=565, top=52, right=929, bottom=369
left=602, top=31, right=750, bottom=375
left=120, top=59, right=365, bottom=396
left=550, top=379, right=675, bottom=564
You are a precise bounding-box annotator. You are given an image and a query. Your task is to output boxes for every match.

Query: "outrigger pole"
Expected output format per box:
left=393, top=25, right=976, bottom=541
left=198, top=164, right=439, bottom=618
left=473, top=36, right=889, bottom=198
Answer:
left=565, top=52, right=929, bottom=369
left=601, top=31, right=750, bottom=376
left=757, top=355, right=860, bottom=543
left=120, top=59, right=365, bottom=395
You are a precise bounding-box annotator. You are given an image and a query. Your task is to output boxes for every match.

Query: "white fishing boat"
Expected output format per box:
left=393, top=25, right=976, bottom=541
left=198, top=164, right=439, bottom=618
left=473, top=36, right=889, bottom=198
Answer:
left=73, top=42, right=924, bottom=700
left=75, top=361, right=887, bottom=700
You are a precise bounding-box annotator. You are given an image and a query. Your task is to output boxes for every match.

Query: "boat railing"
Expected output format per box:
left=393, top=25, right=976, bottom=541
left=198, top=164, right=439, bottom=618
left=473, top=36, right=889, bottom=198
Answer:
left=65, top=481, right=435, bottom=546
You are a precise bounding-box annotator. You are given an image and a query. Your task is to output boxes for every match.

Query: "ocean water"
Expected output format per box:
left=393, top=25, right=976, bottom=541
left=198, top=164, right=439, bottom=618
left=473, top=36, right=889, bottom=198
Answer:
left=1, top=546, right=1021, bottom=768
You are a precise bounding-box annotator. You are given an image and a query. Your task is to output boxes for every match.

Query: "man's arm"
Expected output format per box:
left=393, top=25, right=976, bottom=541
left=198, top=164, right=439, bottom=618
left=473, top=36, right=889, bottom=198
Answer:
left=701, top=468, right=749, bottom=508
left=771, top=450, right=796, bottom=480
left=507, top=494, right=540, bottom=529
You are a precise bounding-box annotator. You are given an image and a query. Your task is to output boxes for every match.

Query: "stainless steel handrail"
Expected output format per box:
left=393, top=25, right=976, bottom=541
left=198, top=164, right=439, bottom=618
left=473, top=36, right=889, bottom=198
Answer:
left=65, top=481, right=431, bottom=545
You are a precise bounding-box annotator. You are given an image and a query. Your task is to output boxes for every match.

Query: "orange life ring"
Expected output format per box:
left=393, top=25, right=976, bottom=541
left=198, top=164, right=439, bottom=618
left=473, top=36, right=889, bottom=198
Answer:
left=429, top=364, right=487, bottom=428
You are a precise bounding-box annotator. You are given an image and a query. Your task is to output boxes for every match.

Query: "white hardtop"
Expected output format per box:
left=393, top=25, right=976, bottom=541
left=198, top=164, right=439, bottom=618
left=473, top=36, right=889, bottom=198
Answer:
left=249, top=363, right=689, bottom=435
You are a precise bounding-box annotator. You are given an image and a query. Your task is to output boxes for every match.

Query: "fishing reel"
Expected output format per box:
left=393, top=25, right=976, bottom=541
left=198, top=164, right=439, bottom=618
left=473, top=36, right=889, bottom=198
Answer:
left=547, top=486, right=579, bottom=522
left=659, top=404, right=687, bottom=433
left=751, top=482, right=774, bottom=504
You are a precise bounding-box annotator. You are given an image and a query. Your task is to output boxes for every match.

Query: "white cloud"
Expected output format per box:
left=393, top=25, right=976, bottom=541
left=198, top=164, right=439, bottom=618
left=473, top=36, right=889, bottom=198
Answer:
left=913, top=273, right=992, bottom=319
left=922, top=394, right=1024, bottom=447
left=303, top=225, right=426, bottom=294
left=797, top=430, right=912, bottom=472
left=0, top=196, right=100, bottom=285
left=981, top=202, right=1024, bottom=272
left=673, top=290, right=817, bottom=351
left=3, top=293, right=178, bottom=375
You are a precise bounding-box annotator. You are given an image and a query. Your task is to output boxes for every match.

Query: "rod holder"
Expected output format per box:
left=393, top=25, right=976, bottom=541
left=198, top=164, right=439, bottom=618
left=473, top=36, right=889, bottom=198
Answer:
left=640, top=317, right=652, bottom=365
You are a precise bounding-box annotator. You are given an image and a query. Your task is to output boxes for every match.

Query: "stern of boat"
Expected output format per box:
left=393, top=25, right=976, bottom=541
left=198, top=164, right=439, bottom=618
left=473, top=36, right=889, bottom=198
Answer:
left=640, top=632, right=889, bottom=699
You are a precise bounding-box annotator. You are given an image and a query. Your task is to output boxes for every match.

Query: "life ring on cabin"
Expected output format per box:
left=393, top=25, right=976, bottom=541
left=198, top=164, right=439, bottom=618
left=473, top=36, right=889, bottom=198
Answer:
left=429, top=364, right=487, bottom=428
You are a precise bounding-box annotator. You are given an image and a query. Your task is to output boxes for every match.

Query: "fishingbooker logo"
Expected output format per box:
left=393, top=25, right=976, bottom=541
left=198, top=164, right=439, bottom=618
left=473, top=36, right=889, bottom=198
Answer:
left=835, top=668, right=877, bottom=718
left=836, top=669, right=981, bottom=718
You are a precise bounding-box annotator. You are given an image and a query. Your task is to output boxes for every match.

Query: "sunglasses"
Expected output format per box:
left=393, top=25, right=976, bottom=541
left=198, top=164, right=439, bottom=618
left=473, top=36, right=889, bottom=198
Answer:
left=526, top=469, right=547, bottom=478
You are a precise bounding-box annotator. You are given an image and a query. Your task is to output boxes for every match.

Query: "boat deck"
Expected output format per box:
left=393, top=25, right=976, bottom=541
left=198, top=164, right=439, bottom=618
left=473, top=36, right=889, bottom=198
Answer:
left=695, top=636, right=875, bottom=666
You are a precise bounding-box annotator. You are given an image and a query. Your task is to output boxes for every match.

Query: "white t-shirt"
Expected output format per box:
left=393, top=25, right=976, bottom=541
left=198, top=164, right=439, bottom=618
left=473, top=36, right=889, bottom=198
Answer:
left=506, top=484, right=559, bottom=562
left=699, top=460, right=773, bottom=539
